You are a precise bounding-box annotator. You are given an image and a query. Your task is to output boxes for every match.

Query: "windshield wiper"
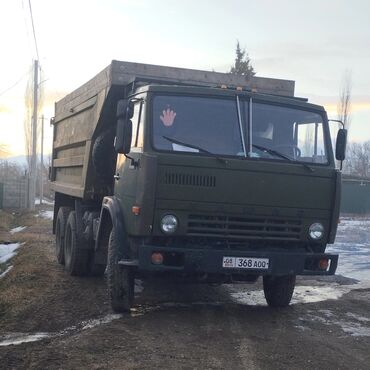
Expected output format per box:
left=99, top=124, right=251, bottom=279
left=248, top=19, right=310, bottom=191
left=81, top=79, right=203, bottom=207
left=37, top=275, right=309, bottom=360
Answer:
left=163, top=136, right=227, bottom=164
left=252, top=144, right=293, bottom=161
left=252, top=144, right=314, bottom=172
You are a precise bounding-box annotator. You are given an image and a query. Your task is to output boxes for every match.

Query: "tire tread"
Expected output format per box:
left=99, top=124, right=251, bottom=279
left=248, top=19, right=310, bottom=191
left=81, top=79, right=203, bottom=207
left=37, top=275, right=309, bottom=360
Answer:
left=263, top=275, right=296, bottom=308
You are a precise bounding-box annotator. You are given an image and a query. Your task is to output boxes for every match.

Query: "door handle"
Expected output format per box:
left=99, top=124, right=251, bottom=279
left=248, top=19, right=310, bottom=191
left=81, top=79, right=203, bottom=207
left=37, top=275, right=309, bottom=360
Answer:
left=114, top=174, right=121, bottom=180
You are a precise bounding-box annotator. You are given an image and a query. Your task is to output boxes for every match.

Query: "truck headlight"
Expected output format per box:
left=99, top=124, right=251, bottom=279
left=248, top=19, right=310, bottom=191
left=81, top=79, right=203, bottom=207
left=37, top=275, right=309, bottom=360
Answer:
left=309, top=223, right=324, bottom=240
left=160, top=215, right=178, bottom=234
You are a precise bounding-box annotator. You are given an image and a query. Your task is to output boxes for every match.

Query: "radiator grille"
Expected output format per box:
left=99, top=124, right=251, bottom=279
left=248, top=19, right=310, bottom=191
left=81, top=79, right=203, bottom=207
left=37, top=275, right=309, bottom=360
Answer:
left=187, top=214, right=302, bottom=240
left=164, top=172, right=216, bottom=188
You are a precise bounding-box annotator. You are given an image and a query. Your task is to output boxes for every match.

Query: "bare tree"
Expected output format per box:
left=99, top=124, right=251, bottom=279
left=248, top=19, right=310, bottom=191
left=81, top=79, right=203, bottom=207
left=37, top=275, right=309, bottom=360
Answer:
left=337, top=70, right=352, bottom=130
left=343, top=141, right=370, bottom=178
left=0, top=160, right=25, bottom=179
left=230, top=41, right=256, bottom=79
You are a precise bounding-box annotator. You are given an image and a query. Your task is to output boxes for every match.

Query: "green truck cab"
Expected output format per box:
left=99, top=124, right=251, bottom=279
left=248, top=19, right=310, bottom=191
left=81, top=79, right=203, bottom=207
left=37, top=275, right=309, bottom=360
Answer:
left=50, top=61, right=346, bottom=312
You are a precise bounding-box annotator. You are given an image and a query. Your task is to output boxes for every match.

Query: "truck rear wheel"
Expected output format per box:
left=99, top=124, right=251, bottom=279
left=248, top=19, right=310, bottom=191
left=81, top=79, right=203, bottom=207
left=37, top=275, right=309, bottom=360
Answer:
left=55, top=206, right=72, bottom=265
left=263, top=275, right=296, bottom=307
left=64, top=211, right=90, bottom=276
left=107, top=228, right=134, bottom=312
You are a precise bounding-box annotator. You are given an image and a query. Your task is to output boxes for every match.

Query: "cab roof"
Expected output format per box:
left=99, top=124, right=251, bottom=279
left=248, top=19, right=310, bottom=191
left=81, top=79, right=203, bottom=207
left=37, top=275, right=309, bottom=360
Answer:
left=133, top=84, right=326, bottom=113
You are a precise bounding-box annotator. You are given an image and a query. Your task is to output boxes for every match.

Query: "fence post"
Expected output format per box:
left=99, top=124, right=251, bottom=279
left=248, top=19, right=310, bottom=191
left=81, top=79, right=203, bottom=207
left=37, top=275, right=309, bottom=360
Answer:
left=0, top=182, right=3, bottom=209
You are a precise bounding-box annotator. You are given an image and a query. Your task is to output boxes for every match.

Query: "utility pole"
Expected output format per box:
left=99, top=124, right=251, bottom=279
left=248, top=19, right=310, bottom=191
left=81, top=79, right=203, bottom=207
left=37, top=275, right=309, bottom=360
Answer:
left=29, top=59, right=38, bottom=210
left=39, top=114, right=44, bottom=205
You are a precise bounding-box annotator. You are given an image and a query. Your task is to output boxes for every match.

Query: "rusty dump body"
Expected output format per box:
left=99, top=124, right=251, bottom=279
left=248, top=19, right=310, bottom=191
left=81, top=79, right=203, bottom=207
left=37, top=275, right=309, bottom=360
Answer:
left=50, top=60, right=341, bottom=311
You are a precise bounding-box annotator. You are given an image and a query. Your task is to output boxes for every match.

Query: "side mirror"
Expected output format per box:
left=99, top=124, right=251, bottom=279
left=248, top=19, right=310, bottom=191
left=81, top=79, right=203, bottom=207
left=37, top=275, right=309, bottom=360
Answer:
left=335, top=128, right=347, bottom=161
left=115, top=100, right=133, bottom=154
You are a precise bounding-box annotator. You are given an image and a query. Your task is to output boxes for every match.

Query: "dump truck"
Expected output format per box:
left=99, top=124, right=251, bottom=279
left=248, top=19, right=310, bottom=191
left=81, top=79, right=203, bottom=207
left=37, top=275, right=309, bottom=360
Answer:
left=50, top=60, right=347, bottom=312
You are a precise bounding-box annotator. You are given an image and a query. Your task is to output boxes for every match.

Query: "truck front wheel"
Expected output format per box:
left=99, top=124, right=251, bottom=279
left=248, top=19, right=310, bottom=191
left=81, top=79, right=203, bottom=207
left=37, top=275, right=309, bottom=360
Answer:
left=107, top=228, right=134, bottom=312
left=64, top=211, right=90, bottom=276
left=263, top=275, right=296, bottom=307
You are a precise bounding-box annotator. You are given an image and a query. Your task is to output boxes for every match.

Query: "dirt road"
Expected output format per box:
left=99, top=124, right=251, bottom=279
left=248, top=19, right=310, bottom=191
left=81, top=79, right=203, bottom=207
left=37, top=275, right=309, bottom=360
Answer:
left=1, top=206, right=369, bottom=369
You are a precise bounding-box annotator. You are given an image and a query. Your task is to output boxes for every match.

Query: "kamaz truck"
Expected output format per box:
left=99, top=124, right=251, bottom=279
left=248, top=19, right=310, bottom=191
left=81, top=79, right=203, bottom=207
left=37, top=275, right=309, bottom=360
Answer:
left=50, top=60, right=347, bottom=312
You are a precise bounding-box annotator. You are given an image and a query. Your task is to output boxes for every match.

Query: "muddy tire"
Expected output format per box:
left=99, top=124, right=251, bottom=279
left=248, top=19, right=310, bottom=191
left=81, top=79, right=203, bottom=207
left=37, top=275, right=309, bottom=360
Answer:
left=64, top=211, right=90, bottom=276
left=263, top=275, right=296, bottom=307
left=55, top=206, right=72, bottom=265
left=107, top=228, right=134, bottom=312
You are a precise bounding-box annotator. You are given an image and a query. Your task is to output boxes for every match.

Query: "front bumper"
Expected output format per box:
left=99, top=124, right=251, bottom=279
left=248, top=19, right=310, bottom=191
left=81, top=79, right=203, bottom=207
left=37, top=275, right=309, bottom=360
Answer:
left=134, top=245, right=338, bottom=276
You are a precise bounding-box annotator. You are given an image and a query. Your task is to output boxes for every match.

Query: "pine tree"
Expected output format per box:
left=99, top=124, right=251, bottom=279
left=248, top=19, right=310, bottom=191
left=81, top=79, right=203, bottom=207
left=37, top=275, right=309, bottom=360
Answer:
left=230, top=41, right=256, bottom=79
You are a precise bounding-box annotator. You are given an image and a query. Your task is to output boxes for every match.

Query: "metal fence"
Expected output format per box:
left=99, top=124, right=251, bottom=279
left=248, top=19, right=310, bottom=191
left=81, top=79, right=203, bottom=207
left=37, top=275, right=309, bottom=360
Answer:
left=341, top=177, right=370, bottom=214
left=0, top=177, right=28, bottom=209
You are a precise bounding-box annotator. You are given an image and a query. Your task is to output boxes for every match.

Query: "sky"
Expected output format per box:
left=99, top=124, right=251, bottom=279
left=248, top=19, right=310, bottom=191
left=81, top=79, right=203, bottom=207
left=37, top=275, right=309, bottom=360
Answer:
left=0, top=0, right=370, bottom=157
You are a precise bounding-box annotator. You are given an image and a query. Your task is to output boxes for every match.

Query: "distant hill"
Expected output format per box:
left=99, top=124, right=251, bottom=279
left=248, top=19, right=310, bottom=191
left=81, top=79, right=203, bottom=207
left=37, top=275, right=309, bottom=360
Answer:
left=2, top=155, right=28, bottom=167
left=1, top=154, right=51, bottom=169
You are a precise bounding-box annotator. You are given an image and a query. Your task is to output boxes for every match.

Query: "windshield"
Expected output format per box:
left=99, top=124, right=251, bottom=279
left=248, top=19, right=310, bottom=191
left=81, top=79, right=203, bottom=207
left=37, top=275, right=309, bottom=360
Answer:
left=152, top=94, right=329, bottom=164
left=153, top=95, right=243, bottom=156
left=251, top=103, right=328, bottom=163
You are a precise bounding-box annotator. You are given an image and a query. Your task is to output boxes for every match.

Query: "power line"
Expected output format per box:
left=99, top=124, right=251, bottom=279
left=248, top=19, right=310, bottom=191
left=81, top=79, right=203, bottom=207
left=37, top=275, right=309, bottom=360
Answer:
left=0, top=70, right=30, bottom=97
left=21, top=0, right=33, bottom=60
left=28, top=0, right=40, bottom=61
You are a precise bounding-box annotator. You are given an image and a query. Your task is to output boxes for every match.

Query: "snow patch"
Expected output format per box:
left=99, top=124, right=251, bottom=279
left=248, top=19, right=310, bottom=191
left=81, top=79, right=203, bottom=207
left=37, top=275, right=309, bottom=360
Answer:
left=327, top=218, right=370, bottom=281
left=10, top=226, right=27, bottom=234
left=34, top=197, right=54, bottom=205
left=229, top=281, right=370, bottom=307
left=0, top=314, right=122, bottom=347
left=230, top=290, right=266, bottom=306
left=0, top=243, right=20, bottom=264
left=294, top=325, right=309, bottom=331
left=292, top=285, right=351, bottom=304
left=81, top=314, right=122, bottom=330
left=298, top=309, right=370, bottom=337
left=0, top=333, right=51, bottom=346
left=345, top=312, right=370, bottom=323
left=0, top=265, right=13, bottom=279
left=337, top=218, right=370, bottom=230
left=339, top=322, right=370, bottom=337
left=38, top=210, right=53, bottom=220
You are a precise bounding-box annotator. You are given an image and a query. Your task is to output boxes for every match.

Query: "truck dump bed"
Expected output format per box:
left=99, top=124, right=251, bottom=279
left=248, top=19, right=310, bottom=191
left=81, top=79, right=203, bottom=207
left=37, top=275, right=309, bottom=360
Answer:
left=50, top=60, right=295, bottom=200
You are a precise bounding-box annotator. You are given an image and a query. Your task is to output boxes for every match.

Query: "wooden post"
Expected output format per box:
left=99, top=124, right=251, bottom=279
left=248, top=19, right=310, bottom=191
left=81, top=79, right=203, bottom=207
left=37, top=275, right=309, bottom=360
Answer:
left=40, top=114, right=44, bottom=205
left=29, top=60, right=38, bottom=209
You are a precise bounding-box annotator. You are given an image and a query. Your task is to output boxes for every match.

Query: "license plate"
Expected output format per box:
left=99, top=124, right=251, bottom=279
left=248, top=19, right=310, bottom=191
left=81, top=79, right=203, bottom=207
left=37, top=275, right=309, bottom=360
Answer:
left=222, top=256, right=270, bottom=270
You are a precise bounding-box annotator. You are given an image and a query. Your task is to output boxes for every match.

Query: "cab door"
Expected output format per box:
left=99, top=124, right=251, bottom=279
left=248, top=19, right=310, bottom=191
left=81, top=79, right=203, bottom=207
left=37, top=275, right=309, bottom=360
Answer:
left=114, top=98, right=145, bottom=223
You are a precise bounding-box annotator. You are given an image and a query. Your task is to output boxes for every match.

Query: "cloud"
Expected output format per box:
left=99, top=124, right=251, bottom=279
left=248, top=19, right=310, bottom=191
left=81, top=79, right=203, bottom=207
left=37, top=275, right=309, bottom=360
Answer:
left=324, top=101, right=370, bottom=115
